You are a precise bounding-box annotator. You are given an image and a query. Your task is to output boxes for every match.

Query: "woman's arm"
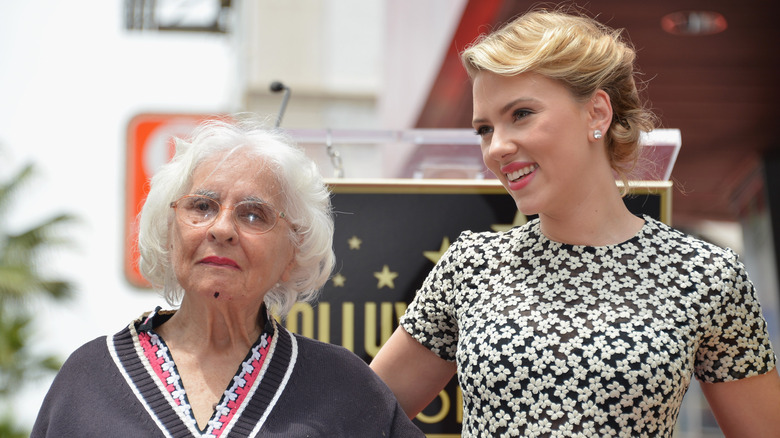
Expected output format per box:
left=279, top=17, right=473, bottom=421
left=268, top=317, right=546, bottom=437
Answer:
left=370, top=326, right=457, bottom=419
left=700, top=367, right=780, bottom=437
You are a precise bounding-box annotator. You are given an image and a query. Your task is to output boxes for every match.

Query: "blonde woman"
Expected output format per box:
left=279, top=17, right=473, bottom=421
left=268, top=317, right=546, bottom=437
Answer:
left=371, top=9, right=780, bottom=437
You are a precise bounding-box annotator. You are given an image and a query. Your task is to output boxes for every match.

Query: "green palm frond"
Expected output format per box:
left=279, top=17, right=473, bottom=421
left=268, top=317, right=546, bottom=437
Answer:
left=0, top=308, right=64, bottom=396
left=0, top=419, right=29, bottom=438
left=0, top=266, right=73, bottom=301
left=0, top=311, right=33, bottom=394
left=0, top=212, right=76, bottom=301
left=1, top=161, right=76, bottom=298
left=0, top=158, right=76, bottom=434
left=1, top=213, right=77, bottom=262
left=0, top=164, right=34, bottom=218
left=0, top=265, right=38, bottom=298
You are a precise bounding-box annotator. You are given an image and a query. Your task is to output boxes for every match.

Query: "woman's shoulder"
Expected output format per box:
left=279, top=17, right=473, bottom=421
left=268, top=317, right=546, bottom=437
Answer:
left=61, top=335, right=111, bottom=366
left=270, top=333, right=424, bottom=437
left=644, top=216, right=739, bottom=260
left=290, top=332, right=368, bottom=365
left=288, top=333, right=388, bottom=379
left=41, top=335, right=113, bottom=397
left=61, top=312, right=158, bottom=370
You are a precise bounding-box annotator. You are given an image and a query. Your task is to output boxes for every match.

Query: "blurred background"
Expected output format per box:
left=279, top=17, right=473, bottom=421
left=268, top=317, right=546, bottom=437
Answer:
left=1, top=0, right=779, bottom=436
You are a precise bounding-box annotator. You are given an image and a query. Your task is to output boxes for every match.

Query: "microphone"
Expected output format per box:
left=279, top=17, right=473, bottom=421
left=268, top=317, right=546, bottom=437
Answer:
left=270, top=81, right=291, bottom=128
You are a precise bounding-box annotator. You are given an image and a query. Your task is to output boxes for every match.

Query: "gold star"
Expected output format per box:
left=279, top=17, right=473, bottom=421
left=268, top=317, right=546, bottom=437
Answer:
left=332, top=273, right=346, bottom=287
left=424, top=237, right=451, bottom=264
left=374, top=265, right=398, bottom=289
left=491, top=211, right=527, bottom=232
left=348, top=235, right=362, bottom=250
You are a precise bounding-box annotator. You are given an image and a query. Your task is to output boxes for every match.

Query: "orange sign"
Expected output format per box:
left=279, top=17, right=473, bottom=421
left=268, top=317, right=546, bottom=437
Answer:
left=124, top=113, right=218, bottom=287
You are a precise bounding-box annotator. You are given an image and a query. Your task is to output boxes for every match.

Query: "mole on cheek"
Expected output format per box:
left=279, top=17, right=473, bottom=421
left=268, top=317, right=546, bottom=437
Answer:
left=214, top=292, right=220, bottom=298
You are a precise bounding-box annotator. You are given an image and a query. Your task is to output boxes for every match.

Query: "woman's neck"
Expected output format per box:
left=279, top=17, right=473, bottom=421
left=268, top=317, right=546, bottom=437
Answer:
left=538, top=185, right=644, bottom=247
left=156, top=299, right=265, bottom=354
left=152, top=299, right=268, bottom=430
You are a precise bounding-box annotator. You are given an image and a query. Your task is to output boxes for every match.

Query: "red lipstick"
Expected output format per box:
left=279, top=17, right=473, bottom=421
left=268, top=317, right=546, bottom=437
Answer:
left=500, top=161, right=538, bottom=191
left=200, top=256, right=239, bottom=269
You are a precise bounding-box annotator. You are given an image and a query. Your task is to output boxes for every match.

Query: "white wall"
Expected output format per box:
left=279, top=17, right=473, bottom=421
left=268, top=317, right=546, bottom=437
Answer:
left=0, top=1, right=238, bottom=428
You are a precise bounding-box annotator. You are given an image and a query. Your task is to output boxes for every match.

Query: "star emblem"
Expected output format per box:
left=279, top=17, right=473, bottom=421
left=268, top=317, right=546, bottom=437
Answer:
left=491, top=211, right=527, bottom=232
left=373, top=265, right=399, bottom=289
left=348, top=235, right=362, bottom=250
left=331, top=273, right=346, bottom=287
left=424, top=236, right=451, bottom=264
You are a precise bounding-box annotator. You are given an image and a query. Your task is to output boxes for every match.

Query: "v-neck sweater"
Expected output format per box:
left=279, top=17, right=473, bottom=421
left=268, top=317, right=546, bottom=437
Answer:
left=32, top=311, right=423, bottom=438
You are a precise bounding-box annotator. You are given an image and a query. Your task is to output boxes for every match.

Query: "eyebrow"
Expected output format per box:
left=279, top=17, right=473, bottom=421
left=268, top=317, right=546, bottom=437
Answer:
left=243, top=195, right=269, bottom=204
left=191, top=189, right=270, bottom=205
left=193, top=189, right=219, bottom=199
left=472, top=97, right=538, bottom=126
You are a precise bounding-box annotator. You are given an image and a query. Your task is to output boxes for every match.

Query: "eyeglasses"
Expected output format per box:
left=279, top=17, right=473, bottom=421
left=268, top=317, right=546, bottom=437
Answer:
left=170, top=195, right=289, bottom=235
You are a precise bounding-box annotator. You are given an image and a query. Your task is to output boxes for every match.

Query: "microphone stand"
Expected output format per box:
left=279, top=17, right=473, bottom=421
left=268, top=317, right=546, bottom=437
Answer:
left=270, top=81, right=291, bottom=128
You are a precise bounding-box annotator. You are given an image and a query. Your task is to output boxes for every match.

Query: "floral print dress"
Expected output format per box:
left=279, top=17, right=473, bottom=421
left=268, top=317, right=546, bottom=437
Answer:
left=401, top=216, right=776, bottom=437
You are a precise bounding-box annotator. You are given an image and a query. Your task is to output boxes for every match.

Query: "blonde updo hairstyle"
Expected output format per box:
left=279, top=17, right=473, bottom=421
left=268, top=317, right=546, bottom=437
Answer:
left=461, top=9, right=657, bottom=188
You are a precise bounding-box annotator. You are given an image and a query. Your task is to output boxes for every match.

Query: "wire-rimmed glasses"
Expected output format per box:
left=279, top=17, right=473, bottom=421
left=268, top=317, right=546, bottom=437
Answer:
left=170, top=195, right=288, bottom=234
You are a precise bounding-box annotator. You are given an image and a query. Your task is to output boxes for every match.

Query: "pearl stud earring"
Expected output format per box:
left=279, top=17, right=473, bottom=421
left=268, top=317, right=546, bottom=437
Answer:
left=593, top=129, right=603, bottom=139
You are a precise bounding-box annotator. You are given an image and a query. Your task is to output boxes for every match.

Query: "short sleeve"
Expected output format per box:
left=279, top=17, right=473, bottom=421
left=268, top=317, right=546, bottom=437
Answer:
left=695, top=250, right=777, bottom=382
left=399, top=232, right=469, bottom=361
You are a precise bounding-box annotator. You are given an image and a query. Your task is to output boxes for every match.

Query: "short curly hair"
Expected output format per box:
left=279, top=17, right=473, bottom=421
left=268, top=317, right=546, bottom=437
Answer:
left=461, top=8, right=658, bottom=188
left=137, top=117, right=335, bottom=317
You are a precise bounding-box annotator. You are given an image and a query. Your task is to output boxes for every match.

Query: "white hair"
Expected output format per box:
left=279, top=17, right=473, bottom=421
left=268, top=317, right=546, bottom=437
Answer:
left=137, top=117, right=335, bottom=317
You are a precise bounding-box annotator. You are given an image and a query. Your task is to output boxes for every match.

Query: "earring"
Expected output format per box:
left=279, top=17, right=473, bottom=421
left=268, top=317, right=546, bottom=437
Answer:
left=593, top=129, right=603, bottom=139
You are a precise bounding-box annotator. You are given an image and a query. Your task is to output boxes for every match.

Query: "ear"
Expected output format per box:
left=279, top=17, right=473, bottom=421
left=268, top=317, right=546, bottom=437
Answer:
left=279, top=249, right=297, bottom=283
left=588, top=89, right=613, bottom=134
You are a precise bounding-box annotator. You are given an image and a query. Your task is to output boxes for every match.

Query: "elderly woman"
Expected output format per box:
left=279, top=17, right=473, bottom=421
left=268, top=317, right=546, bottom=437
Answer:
left=32, top=119, right=422, bottom=437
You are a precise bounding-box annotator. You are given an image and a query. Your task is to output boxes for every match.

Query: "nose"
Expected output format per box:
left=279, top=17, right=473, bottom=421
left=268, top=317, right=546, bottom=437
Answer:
left=485, top=128, right=516, bottom=161
left=207, top=207, right=238, bottom=242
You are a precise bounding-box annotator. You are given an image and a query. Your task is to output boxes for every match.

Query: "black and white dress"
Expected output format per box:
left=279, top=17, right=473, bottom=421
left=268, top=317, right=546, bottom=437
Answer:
left=401, top=216, right=776, bottom=437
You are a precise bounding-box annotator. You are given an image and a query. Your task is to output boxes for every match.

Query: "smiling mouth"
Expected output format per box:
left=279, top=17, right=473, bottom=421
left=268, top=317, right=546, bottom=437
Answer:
left=506, top=164, right=538, bottom=182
